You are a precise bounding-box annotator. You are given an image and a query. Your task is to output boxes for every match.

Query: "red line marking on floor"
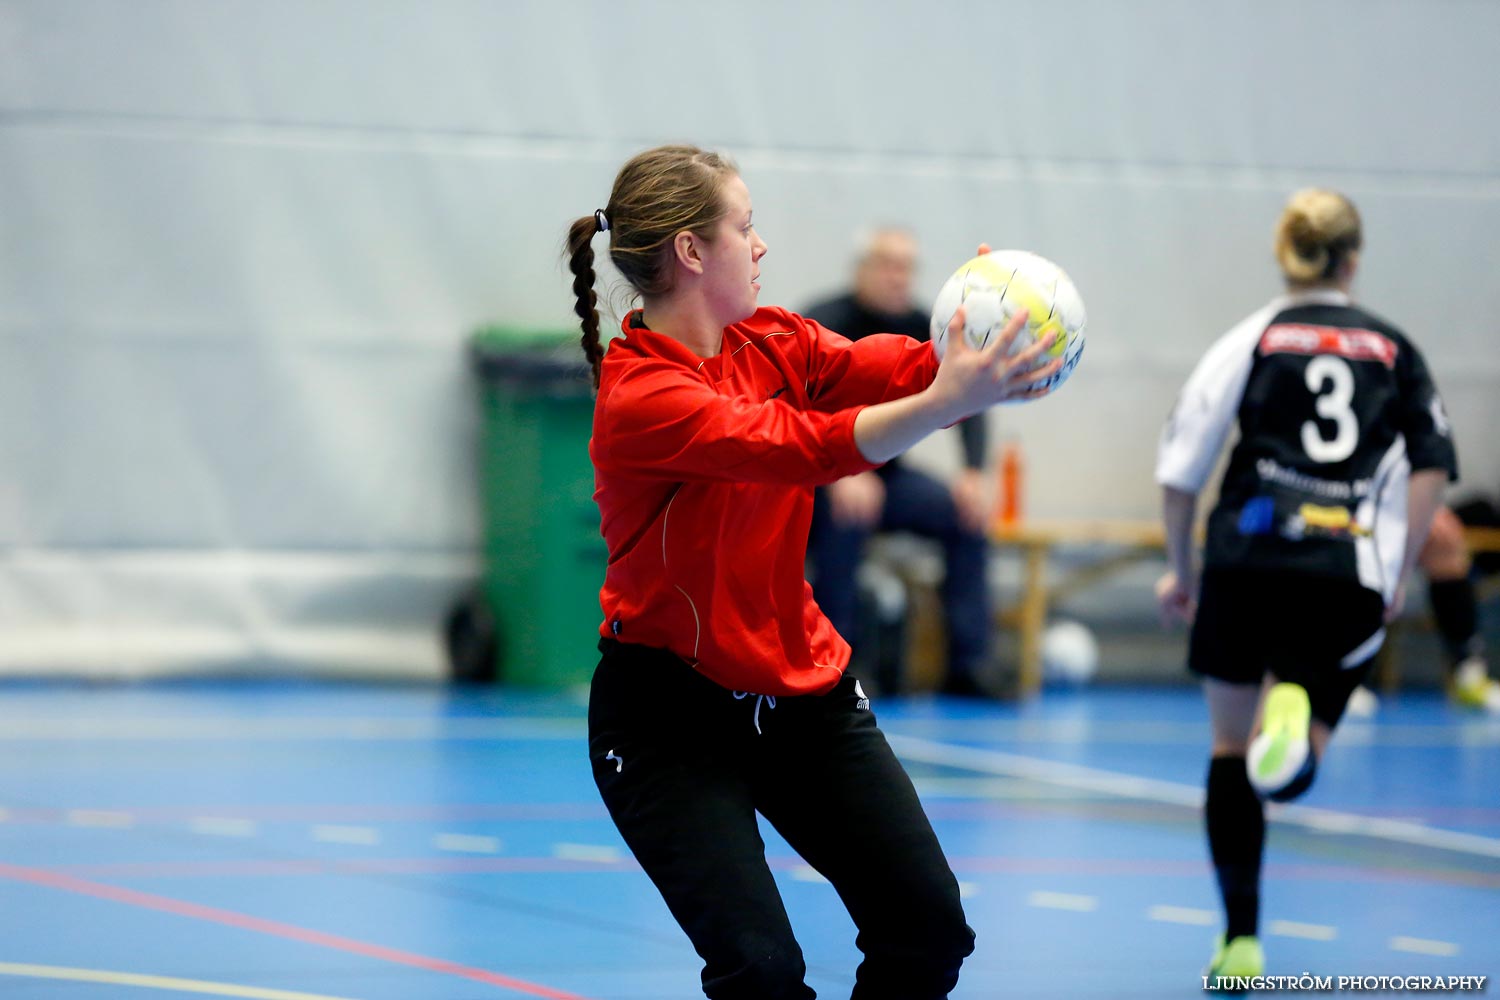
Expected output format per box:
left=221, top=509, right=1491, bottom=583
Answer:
left=0, top=862, right=596, bottom=1000
left=45, top=852, right=1499, bottom=890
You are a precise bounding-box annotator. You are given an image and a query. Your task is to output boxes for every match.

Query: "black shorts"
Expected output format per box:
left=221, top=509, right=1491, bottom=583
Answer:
left=1188, top=568, right=1385, bottom=728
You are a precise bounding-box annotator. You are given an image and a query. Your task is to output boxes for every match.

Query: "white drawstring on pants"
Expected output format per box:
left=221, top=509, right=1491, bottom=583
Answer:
left=732, top=691, right=777, bottom=734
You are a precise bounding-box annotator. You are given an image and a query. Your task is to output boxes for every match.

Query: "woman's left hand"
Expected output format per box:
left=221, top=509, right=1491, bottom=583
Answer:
left=1155, top=571, right=1197, bottom=626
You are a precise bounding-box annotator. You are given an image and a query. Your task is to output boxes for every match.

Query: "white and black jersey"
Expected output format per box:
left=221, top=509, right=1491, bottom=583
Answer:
left=1157, top=290, right=1458, bottom=601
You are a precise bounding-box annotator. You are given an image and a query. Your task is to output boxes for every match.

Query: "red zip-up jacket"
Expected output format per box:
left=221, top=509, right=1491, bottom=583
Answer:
left=591, top=305, right=941, bottom=696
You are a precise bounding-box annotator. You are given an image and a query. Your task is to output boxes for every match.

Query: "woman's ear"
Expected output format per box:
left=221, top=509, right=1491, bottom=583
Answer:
left=672, top=230, right=705, bottom=275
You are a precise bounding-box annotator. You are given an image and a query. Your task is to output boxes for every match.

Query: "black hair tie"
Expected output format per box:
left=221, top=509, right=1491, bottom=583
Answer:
left=594, top=209, right=610, bottom=234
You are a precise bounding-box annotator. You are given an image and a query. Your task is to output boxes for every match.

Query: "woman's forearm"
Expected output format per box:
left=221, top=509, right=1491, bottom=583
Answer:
left=1398, top=468, right=1449, bottom=581
left=1162, top=485, right=1199, bottom=581
left=852, top=389, right=968, bottom=465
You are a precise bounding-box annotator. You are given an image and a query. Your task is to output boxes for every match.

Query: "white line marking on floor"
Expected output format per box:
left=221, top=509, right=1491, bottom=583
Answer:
left=1287, top=806, right=1500, bottom=858
left=791, top=865, right=829, bottom=884
left=553, top=843, right=623, bottom=863
left=1027, top=890, right=1097, bottom=912
left=1148, top=905, right=1216, bottom=926
left=912, top=776, right=1075, bottom=799
left=957, top=882, right=980, bottom=899
left=432, top=833, right=501, bottom=854
left=189, top=817, right=258, bottom=838
left=65, top=810, right=133, bottom=828
left=1269, top=919, right=1337, bottom=941
left=1300, top=812, right=1363, bottom=835
left=1389, top=936, right=1459, bottom=957
left=885, top=734, right=1500, bottom=859
left=311, top=825, right=380, bottom=846
left=888, top=736, right=1206, bottom=808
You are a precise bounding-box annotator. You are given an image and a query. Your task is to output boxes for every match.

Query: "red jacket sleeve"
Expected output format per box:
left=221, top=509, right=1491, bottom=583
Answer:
left=593, top=359, right=879, bottom=485
left=799, top=315, right=941, bottom=413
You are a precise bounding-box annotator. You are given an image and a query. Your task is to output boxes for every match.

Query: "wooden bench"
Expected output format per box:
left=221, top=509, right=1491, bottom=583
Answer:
left=990, top=519, right=1168, bottom=697
left=989, top=519, right=1500, bottom=698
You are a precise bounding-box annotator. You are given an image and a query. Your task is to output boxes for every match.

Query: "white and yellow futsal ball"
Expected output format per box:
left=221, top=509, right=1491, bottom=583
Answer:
left=929, top=249, right=1087, bottom=399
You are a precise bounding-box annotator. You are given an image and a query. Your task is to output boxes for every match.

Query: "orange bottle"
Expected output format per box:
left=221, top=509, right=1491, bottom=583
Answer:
left=997, top=439, right=1023, bottom=531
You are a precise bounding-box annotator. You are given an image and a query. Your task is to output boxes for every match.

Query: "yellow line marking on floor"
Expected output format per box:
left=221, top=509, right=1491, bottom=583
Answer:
left=432, top=833, right=501, bottom=854
left=790, top=865, right=829, bottom=884
left=1270, top=919, right=1337, bottom=941
left=1390, top=936, right=1460, bottom=956
left=552, top=843, right=623, bottom=863
left=0, top=962, right=360, bottom=999
left=190, top=817, right=259, bottom=838
left=1147, top=904, right=1216, bottom=926
left=66, top=809, right=134, bottom=828
left=310, top=825, right=379, bottom=846
left=1027, top=890, right=1098, bottom=912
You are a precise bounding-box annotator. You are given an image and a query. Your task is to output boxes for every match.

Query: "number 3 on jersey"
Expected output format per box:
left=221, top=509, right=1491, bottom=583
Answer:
left=1301, top=355, right=1358, bottom=463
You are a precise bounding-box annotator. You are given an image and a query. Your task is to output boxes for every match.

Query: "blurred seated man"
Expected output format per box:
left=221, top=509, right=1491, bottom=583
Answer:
left=1350, top=498, right=1500, bottom=716
left=804, top=227, right=994, bottom=696
left=1423, top=503, right=1499, bottom=710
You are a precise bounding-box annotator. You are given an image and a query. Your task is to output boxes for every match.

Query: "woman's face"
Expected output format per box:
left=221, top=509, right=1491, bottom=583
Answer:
left=698, top=174, right=768, bottom=325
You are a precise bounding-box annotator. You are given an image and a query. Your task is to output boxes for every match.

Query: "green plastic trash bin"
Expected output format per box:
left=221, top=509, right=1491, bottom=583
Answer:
left=469, top=327, right=605, bottom=689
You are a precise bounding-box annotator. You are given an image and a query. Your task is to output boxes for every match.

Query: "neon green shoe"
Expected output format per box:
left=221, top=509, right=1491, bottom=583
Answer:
left=1450, top=657, right=1500, bottom=713
left=1248, top=682, right=1311, bottom=798
left=1207, top=933, right=1264, bottom=984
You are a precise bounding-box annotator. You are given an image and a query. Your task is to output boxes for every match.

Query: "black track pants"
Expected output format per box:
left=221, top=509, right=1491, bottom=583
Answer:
left=588, top=640, right=975, bottom=999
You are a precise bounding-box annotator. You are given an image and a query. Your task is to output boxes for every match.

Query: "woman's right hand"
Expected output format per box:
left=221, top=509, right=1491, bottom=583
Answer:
left=852, top=303, right=1063, bottom=464
left=928, top=305, right=1063, bottom=419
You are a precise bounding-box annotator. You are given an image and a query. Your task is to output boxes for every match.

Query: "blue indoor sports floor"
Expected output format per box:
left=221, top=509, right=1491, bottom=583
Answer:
left=0, top=678, right=1495, bottom=998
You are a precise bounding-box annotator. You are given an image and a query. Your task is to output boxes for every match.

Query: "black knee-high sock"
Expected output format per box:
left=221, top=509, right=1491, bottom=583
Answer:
left=1206, top=756, right=1264, bottom=940
left=1429, top=577, right=1483, bottom=668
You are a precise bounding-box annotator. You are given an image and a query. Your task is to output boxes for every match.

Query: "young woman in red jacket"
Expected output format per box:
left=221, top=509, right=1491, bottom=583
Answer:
left=564, top=145, right=1058, bottom=1000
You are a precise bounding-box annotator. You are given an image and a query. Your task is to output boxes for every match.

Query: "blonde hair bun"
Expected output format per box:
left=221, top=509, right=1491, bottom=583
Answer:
left=1274, top=188, right=1362, bottom=284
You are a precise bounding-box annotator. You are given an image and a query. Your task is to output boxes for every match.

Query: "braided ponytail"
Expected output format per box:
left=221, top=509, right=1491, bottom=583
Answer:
left=564, top=146, right=739, bottom=390
left=566, top=215, right=605, bottom=389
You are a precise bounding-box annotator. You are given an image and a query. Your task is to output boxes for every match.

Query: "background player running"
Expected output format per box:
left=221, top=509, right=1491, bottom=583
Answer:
left=1153, top=188, right=1459, bottom=983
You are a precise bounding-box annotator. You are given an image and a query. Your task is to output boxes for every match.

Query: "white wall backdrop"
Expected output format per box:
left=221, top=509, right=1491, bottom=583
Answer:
left=2, top=0, right=1496, bottom=676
